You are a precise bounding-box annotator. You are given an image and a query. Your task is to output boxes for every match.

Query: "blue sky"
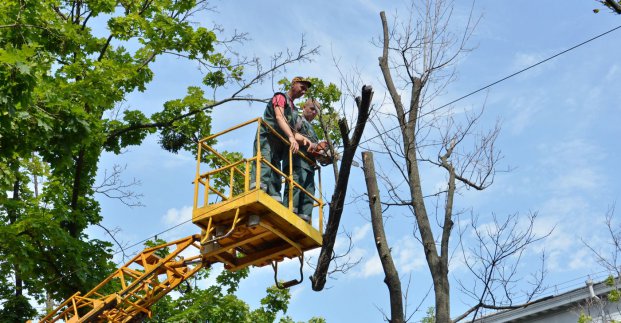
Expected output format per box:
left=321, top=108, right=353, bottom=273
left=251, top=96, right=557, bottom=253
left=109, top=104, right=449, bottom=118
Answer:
left=86, top=1, right=621, bottom=322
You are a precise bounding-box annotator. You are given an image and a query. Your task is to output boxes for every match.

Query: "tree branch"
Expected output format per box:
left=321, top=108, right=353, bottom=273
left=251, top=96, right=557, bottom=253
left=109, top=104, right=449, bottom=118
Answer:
left=604, top=0, right=621, bottom=14
left=310, top=85, right=373, bottom=291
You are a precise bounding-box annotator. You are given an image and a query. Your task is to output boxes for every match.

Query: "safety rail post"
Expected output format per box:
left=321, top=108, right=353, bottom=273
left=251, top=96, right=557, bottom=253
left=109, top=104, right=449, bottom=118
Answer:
left=255, top=120, right=262, bottom=192
left=194, top=141, right=202, bottom=209
left=287, top=148, right=294, bottom=211
left=204, top=174, right=210, bottom=205
left=317, top=167, right=323, bottom=234
left=245, top=158, right=251, bottom=192
left=229, top=163, right=235, bottom=199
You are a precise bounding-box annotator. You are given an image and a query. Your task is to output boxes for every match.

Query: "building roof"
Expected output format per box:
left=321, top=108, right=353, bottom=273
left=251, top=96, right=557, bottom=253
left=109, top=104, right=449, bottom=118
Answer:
left=474, top=278, right=618, bottom=322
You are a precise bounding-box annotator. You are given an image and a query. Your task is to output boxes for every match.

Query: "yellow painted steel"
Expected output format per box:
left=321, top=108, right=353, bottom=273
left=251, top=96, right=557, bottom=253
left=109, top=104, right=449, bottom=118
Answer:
left=40, top=235, right=204, bottom=323
left=42, top=118, right=324, bottom=322
left=193, top=118, right=324, bottom=271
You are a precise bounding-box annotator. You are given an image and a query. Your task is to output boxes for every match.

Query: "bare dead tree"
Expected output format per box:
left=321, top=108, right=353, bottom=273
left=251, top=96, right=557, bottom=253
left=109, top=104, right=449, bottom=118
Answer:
left=371, top=1, right=548, bottom=322
left=363, top=151, right=405, bottom=323
left=453, top=212, right=550, bottom=322
left=583, top=204, right=621, bottom=278
left=581, top=204, right=621, bottom=322
left=310, top=85, right=373, bottom=291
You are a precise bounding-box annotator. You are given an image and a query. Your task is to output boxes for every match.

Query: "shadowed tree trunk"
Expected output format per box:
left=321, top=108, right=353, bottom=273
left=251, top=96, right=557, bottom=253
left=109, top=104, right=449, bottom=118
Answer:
left=362, top=151, right=404, bottom=323
left=310, top=85, right=373, bottom=291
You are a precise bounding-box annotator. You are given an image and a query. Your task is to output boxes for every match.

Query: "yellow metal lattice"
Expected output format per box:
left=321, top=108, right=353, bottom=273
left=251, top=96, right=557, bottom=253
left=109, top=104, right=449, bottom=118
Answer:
left=40, top=235, right=203, bottom=323
left=41, top=118, right=325, bottom=322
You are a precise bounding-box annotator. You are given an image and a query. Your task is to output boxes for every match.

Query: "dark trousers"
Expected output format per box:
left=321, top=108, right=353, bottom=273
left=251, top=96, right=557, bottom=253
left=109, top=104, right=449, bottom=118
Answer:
left=283, top=160, right=315, bottom=216
left=250, top=133, right=286, bottom=197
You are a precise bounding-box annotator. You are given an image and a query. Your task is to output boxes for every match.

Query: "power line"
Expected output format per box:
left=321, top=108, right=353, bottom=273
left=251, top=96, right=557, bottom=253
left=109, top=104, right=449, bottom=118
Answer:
left=81, top=22, right=621, bottom=281
left=37, top=22, right=621, bottom=307
left=356, top=24, right=621, bottom=148
left=50, top=25, right=621, bottom=278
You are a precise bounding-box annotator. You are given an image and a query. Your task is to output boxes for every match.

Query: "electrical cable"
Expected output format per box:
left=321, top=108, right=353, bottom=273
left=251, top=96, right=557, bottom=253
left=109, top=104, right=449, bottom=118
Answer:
left=354, top=24, right=621, bottom=149
left=38, top=22, right=621, bottom=305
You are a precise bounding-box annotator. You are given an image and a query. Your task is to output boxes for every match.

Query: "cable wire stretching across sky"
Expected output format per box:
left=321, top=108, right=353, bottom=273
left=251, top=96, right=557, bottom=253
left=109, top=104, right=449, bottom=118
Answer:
left=355, top=23, right=621, bottom=148
left=77, top=24, right=621, bottom=284
left=41, top=19, right=621, bottom=313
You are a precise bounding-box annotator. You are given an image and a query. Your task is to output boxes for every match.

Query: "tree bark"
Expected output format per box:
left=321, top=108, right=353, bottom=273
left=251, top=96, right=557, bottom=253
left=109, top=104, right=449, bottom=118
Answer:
left=605, top=0, right=621, bottom=14
left=10, top=178, right=23, bottom=296
left=68, top=148, right=86, bottom=237
left=379, top=10, right=450, bottom=322
left=362, top=152, right=404, bottom=323
left=310, top=85, right=373, bottom=291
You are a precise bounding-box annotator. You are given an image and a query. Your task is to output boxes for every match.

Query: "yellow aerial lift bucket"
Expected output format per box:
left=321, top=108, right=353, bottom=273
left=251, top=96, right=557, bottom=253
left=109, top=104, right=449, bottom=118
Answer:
left=192, top=117, right=324, bottom=287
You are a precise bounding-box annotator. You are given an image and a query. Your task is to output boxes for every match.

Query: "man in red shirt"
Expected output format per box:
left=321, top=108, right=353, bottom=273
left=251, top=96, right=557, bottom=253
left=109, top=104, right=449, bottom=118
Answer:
left=250, top=77, right=312, bottom=201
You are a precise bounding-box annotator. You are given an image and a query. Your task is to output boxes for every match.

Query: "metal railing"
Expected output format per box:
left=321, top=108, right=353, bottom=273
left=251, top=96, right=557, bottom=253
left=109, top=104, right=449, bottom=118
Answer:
left=193, top=118, right=324, bottom=233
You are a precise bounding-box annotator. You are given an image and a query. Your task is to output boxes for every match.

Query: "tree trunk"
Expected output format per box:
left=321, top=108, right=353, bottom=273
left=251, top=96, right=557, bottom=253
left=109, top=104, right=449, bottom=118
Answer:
left=379, top=10, right=450, bottom=322
left=9, top=173, right=24, bottom=297
left=68, top=147, right=86, bottom=237
left=362, top=152, right=404, bottom=323
left=310, top=85, right=373, bottom=291
left=433, top=267, right=450, bottom=323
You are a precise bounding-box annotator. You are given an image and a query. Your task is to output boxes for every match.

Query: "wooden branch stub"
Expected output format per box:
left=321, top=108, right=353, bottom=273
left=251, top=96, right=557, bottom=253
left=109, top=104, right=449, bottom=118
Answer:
left=338, top=118, right=350, bottom=147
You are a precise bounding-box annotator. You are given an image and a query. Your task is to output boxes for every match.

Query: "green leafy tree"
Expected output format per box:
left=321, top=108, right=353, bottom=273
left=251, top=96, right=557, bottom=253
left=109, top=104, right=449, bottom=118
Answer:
left=0, top=1, right=316, bottom=320
left=578, top=311, right=593, bottom=323
left=142, top=237, right=324, bottom=323
left=280, top=317, right=327, bottom=323
left=422, top=307, right=436, bottom=323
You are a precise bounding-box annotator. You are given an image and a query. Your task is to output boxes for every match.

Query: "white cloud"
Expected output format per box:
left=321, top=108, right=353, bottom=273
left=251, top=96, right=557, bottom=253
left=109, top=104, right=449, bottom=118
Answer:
left=510, top=51, right=556, bottom=80
left=512, top=52, right=541, bottom=71
left=536, top=139, right=606, bottom=194
left=605, top=64, right=619, bottom=81
left=394, top=238, right=426, bottom=273
left=213, top=138, right=243, bottom=151
left=568, top=247, right=593, bottom=271
left=506, top=95, right=543, bottom=134
left=352, top=223, right=372, bottom=243
left=334, top=223, right=371, bottom=251
left=289, top=284, right=306, bottom=301
left=162, top=152, right=195, bottom=169
left=162, top=205, right=193, bottom=226
left=539, top=139, right=605, bottom=166
left=360, top=253, right=383, bottom=278
left=554, top=167, right=601, bottom=192
left=354, top=235, right=426, bottom=278
left=527, top=197, right=610, bottom=273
